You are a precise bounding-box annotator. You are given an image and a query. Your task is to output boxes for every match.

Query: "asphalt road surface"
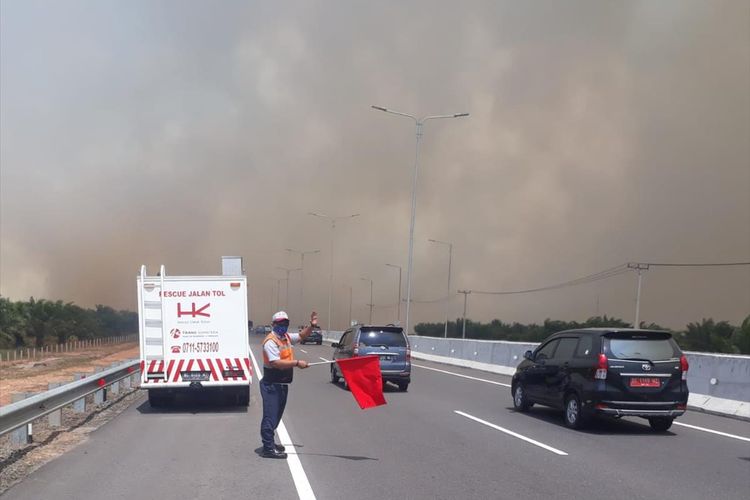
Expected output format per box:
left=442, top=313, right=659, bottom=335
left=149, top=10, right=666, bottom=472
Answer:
left=3, top=336, right=749, bottom=499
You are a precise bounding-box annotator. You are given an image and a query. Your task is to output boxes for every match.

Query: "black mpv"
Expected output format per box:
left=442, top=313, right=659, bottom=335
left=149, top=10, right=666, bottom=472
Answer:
left=511, top=328, right=689, bottom=431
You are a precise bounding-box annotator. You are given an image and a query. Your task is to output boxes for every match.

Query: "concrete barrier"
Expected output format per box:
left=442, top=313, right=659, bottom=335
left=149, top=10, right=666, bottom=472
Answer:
left=323, top=330, right=749, bottom=419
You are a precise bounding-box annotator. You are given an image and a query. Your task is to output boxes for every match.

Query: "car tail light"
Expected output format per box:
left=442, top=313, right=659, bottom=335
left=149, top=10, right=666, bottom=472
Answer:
left=680, top=354, right=689, bottom=381
left=406, top=346, right=411, bottom=361
left=595, top=403, right=608, bottom=410
left=595, top=354, right=608, bottom=380
left=677, top=403, right=687, bottom=410
left=353, top=342, right=359, bottom=357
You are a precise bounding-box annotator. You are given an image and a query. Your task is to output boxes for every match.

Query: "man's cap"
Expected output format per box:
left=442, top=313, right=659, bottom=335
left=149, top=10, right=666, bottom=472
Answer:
left=272, top=311, right=289, bottom=323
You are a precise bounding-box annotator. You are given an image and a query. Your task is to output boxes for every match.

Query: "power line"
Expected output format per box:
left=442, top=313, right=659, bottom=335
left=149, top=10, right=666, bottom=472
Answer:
left=631, top=261, right=750, bottom=268
left=472, top=263, right=630, bottom=296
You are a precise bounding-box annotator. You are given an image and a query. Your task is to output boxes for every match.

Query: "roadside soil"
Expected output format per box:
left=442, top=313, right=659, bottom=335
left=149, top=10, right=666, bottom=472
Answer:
left=0, top=342, right=139, bottom=406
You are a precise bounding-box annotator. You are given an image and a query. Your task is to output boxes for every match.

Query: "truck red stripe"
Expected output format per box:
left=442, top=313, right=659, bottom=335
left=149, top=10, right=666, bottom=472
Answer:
left=243, top=357, right=252, bottom=378
left=197, top=359, right=206, bottom=372
left=172, top=359, right=185, bottom=382
left=186, top=359, right=194, bottom=372
left=206, top=359, right=219, bottom=381
left=166, top=359, right=175, bottom=380
left=235, top=357, right=246, bottom=380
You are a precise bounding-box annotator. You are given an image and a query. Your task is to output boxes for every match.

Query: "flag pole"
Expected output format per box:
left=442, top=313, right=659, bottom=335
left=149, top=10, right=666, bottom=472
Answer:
left=306, top=360, right=336, bottom=366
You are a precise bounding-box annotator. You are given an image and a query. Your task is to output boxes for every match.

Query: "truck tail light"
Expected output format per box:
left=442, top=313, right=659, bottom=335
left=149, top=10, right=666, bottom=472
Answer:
left=595, top=354, right=608, bottom=380
left=680, top=355, right=689, bottom=381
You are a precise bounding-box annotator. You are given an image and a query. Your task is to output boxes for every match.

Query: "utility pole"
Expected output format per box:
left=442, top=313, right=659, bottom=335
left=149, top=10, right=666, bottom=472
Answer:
left=627, top=263, right=650, bottom=328
left=458, top=290, right=471, bottom=339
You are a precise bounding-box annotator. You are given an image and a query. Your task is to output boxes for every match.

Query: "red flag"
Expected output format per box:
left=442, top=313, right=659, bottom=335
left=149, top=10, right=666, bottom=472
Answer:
left=336, top=355, right=387, bottom=409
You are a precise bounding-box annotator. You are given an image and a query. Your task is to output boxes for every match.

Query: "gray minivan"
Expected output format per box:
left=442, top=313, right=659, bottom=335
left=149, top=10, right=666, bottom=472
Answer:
left=330, top=325, right=411, bottom=391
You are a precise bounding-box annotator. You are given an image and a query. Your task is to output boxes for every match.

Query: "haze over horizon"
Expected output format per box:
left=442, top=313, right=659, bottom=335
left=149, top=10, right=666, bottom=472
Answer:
left=1, top=0, right=749, bottom=331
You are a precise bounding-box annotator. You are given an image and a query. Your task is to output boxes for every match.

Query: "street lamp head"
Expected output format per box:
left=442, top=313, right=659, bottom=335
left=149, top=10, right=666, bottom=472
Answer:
left=371, top=105, right=388, bottom=112
left=453, top=112, right=470, bottom=118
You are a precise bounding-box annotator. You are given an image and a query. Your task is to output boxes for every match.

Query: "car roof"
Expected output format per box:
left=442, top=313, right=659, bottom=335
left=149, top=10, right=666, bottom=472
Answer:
left=552, top=328, right=671, bottom=336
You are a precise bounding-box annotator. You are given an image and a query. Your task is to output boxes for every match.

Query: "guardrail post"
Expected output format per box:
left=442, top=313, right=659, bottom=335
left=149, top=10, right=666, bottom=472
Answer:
left=72, top=373, right=87, bottom=413
left=10, top=393, right=31, bottom=446
left=93, top=368, right=105, bottom=404
left=110, top=363, right=120, bottom=395
left=47, top=382, right=63, bottom=426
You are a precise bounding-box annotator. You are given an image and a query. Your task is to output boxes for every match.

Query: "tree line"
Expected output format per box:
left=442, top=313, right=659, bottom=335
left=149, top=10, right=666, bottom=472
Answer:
left=0, top=297, right=138, bottom=349
left=414, top=314, right=750, bottom=355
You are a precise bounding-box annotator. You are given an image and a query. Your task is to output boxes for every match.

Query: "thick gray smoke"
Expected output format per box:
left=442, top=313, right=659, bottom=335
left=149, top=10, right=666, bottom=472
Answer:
left=1, top=0, right=748, bottom=330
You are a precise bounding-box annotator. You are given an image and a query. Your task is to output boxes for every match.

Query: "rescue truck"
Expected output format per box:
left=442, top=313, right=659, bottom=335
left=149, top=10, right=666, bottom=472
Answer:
left=137, top=257, right=252, bottom=406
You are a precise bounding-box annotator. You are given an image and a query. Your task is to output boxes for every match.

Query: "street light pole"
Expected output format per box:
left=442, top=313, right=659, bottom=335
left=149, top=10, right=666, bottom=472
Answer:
left=458, top=290, right=471, bottom=339
left=372, top=105, right=469, bottom=337
left=385, top=263, right=402, bottom=324
left=276, top=266, right=301, bottom=310
left=429, top=239, right=453, bottom=338
left=308, top=212, right=360, bottom=332
left=348, top=285, right=353, bottom=327
left=286, top=248, right=320, bottom=319
left=360, top=277, right=374, bottom=324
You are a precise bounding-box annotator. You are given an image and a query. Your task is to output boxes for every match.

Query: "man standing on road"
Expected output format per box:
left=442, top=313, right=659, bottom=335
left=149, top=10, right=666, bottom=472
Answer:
left=260, top=310, right=317, bottom=459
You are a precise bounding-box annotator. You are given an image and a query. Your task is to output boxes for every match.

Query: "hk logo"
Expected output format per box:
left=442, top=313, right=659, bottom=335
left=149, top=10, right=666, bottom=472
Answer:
left=170, top=328, right=181, bottom=339
left=177, top=303, right=211, bottom=318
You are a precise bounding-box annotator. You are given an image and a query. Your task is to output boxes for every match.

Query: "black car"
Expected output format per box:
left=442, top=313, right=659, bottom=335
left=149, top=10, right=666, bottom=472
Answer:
left=301, top=326, right=323, bottom=345
left=511, top=328, right=689, bottom=431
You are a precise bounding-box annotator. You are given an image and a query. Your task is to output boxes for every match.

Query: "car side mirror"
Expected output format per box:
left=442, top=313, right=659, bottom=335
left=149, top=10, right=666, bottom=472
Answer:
left=331, top=342, right=340, bottom=349
left=523, top=350, right=534, bottom=361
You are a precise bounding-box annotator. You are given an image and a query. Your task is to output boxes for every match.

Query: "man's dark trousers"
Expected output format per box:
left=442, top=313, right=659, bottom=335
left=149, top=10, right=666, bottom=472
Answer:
left=260, top=380, right=288, bottom=452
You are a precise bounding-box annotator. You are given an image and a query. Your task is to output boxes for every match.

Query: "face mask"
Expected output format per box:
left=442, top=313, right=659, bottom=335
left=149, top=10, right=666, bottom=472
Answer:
left=273, top=324, right=288, bottom=335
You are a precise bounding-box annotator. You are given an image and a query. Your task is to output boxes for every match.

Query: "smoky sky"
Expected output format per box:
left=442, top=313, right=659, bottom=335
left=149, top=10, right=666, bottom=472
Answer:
left=1, top=0, right=749, bottom=330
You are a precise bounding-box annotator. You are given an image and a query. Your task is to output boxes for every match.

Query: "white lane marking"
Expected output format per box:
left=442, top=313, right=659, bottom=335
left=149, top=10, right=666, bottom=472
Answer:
left=413, top=363, right=512, bottom=387
left=673, top=421, right=750, bottom=443
left=455, top=410, right=568, bottom=456
left=249, top=346, right=316, bottom=500
left=319, top=357, right=331, bottom=362
left=300, top=349, right=308, bottom=354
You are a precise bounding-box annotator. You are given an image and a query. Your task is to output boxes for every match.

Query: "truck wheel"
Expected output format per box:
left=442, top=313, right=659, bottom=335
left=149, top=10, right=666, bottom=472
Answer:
left=237, top=387, right=250, bottom=407
left=148, top=389, right=166, bottom=408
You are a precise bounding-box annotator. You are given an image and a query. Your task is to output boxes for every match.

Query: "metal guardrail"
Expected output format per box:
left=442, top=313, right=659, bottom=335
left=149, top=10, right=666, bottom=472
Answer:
left=0, top=360, right=141, bottom=437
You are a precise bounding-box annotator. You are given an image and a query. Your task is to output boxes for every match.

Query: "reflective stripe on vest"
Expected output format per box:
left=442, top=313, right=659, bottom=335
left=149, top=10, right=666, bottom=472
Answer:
left=262, top=333, right=295, bottom=368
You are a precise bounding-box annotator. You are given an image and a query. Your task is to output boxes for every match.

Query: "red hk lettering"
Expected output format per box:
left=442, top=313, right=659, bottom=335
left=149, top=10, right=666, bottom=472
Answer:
left=177, top=302, right=211, bottom=318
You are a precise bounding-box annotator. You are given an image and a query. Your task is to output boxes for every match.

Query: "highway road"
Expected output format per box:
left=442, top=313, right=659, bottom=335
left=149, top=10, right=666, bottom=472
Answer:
left=3, top=336, right=749, bottom=499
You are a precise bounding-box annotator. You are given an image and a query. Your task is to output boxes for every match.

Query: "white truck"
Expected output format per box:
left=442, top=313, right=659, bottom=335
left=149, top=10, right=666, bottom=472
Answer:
left=137, top=258, right=252, bottom=406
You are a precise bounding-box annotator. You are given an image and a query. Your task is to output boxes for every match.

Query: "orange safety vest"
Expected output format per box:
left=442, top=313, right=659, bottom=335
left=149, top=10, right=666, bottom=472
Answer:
left=262, top=333, right=295, bottom=383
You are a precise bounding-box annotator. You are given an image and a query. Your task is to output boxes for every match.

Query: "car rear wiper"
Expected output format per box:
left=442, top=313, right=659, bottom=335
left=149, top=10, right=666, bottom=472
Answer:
left=618, top=357, right=653, bottom=364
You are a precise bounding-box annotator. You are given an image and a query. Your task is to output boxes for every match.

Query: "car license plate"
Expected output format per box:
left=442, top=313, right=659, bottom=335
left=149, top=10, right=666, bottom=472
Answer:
left=630, top=377, right=660, bottom=387
left=181, top=371, right=210, bottom=382
left=380, top=355, right=394, bottom=361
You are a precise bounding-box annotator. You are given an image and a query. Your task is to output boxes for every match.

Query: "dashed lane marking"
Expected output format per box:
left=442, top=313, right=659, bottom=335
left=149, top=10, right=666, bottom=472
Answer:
left=455, top=410, right=568, bottom=456
left=413, top=363, right=512, bottom=387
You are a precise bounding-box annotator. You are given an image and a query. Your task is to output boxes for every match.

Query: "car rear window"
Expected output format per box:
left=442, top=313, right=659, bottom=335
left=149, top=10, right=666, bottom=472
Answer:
left=359, top=328, right=406, bottom=347
left=606, top=333, right=679, bottom=361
